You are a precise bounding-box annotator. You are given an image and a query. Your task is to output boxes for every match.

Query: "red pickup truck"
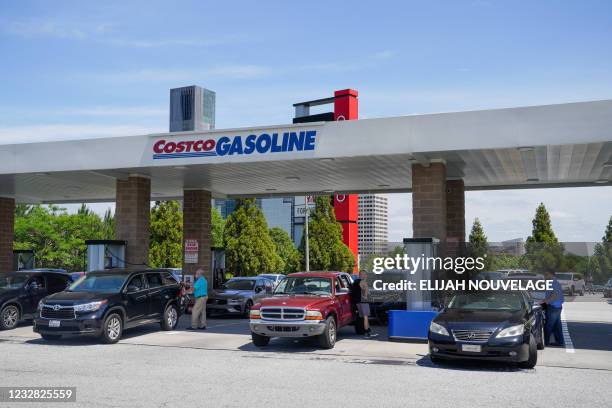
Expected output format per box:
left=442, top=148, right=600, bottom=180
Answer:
left=249, top=271, right=358, bottom=349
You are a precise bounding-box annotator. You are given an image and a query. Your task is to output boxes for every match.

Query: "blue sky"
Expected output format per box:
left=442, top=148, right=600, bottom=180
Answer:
left=0, top=0, right=611, bottom=242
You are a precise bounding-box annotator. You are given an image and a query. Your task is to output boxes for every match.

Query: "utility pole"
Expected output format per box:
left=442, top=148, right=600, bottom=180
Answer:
left=304, top=195, right=310, bottom=272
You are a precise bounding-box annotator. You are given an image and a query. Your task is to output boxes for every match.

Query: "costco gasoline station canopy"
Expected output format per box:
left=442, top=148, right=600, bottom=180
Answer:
left=0, top=94, right=611, bottom=275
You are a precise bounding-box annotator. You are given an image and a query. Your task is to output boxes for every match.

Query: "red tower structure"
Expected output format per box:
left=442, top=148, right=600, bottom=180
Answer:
left=293, top=89, right=360, bottom=271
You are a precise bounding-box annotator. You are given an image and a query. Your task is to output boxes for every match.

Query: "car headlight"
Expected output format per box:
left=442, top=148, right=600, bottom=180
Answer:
left=429, top=321, right=449, bottom=336
left=305, top=310, right=323, bottom=320
left=496, top=324, right=524, bottom=338
left=74, top=300, right=107, bottom=312
left=249, top=309, right=261, bottom=319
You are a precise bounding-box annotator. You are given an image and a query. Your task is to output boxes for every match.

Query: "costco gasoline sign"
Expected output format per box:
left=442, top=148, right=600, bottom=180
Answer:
left=152, top=130, right=317, bottom=160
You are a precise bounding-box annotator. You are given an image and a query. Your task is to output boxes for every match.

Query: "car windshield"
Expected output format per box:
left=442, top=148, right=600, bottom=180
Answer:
left=0, top=273, right=30, bottom=289
left=222, top=279, right=255, bottom=291
left=68, top=274, right=127, bottom=293
left=448, top=292, right=524, bottom=312
left=274, top=277, right=332, bottom=296
left=556, top=273, right=573, bottom=280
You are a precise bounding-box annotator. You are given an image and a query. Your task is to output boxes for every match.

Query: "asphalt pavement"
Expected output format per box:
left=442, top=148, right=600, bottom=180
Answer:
left=1, top=294, right=611, bottom=407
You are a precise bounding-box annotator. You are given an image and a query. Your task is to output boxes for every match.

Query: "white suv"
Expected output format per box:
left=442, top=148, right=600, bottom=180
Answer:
left=556, top=272, right=585, bottom=296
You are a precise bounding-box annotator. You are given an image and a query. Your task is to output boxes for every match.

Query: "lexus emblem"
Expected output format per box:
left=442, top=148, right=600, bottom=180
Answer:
left=53, top=305, right=61, bottom=311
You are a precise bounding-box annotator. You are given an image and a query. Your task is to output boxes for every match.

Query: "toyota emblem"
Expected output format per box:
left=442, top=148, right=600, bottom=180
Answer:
left=467, top=332, right=475, bottom=339
left=53, top=305, right=61, bottom=311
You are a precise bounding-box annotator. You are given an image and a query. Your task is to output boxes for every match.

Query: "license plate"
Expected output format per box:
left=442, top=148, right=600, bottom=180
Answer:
left=461, top=344, right=481, bottom=353
left=48, top=320, right=61, bottom=328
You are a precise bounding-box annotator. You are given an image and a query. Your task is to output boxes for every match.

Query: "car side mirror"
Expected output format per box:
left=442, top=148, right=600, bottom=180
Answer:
left=127, top=284, right=139, bottom=293
left=255, top=286, right=263, bottom=293
left=27, top=282, right=39, bottom=291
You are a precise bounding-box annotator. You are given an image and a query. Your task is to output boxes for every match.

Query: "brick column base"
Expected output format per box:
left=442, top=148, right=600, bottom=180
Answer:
left=182, top=190, right=212, bottom=288
left=0, top=197, right=15, bottom=272
left=115, top=176, right=151, bottom=266
left=411, top=163, right=447, bottom=241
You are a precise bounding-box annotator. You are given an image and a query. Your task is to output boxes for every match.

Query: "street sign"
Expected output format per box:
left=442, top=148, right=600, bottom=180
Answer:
left=184, top=239, right=199, bottom=264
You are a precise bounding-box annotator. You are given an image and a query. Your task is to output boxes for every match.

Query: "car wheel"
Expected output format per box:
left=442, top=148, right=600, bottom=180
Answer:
left=537, top=324, right=545, bottom=350
left=41, top=333, right=62, bottom=341
left=0, top=305, right=20, bottom=330
left=569, top=287, right=574, bottom=296
left=101, top=313, right=123, bottom=344
left=243, top=300, right=253, bottom=317
left=520, top=336, right=538, bottom=369
left=161, top=304, right=178, bottom=331
left=251, top=332, right=270, bottom=347
left=318, top=316, right=337, bottom=349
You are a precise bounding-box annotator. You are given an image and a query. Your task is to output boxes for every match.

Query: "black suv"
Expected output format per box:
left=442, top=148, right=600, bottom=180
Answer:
left=1, top=270, right=72, bottom=330
left=34, top=269, right=183, bottom=343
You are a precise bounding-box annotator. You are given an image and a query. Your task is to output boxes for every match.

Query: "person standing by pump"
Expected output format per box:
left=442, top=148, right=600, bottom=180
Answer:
left=351, top=271, right=377, bottom=338
left=189, top=268, right=208, bottom=330
left=541, top=270, right=565, bottom=347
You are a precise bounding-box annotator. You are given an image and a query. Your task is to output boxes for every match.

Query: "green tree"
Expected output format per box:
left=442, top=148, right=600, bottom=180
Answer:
left=594, top=216, right=612, bottom=283
left=303, top=196, right=355, bottom=273
left=211, top=207, right=225, bottom=248
left=269, top=227, right=302, bottom=273
left=224, top=198, right=282, bottom=275
left=467, top=218, right=492, bottom=272
left=525, top=203, right=565, bottom=272
left=101, top=208, right=115, bottom=239
left=14, top=204, right=107, bottom=271
left=149, top=201, right=183, bottom=268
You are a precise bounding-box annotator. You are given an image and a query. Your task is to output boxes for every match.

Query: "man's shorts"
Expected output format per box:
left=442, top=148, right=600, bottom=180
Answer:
left=357, top=303, right=370, bottom=317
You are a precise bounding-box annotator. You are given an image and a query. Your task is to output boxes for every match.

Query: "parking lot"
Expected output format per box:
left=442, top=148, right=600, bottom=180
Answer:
left=1, top=295, right=612, bottom=407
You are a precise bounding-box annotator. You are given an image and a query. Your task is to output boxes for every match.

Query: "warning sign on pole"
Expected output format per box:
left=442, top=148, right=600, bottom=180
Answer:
left=184, top=239, right=199, bottom=264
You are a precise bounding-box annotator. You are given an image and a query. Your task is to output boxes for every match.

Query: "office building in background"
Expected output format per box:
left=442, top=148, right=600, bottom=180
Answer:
left=358, top=194, right=388, bottom=256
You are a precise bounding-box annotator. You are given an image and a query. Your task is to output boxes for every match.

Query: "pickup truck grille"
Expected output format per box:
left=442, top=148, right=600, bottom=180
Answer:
left=260, top=307, right=305, bottom=320
left=452, top=329, right=493, bottom=343
left=41, top=305, right=75, bottom=320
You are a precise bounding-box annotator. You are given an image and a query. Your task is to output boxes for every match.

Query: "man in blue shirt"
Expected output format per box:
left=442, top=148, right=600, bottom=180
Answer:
left=189, top=269, right=208, bottom=330
left=541, top=271, right=565, bottom=347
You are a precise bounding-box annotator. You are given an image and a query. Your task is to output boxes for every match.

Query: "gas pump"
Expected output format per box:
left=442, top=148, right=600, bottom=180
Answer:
left=85, top=240, right=126, bottom=272
left=13, top=249, right=35, bottom=270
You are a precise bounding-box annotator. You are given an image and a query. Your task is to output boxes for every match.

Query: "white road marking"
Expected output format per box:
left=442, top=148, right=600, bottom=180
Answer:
left=560, top=309, right=575, bottom=353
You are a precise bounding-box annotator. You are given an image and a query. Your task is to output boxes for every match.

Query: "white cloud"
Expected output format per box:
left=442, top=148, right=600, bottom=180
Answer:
left=2, top=18, right=243, bottom=48
left=385, top=187, right=612, bottom=244
left=94, top=65, right=273, bottom=82
left=0, top=124, right=164, bottom=145
left=1, top=106, right=167, bottom=119
left=3, top=19, right=112, bottom=39
left=104, top=36, right=245, bottom=48
left=371, top=50, right=395, bottom=60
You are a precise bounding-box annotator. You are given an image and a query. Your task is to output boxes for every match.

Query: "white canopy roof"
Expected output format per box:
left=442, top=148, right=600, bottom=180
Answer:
left=0, top=99, right=610, bottom=203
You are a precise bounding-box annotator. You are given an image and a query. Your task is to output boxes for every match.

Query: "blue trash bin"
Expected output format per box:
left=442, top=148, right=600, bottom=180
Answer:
left=388, top=310, right=439, bottom=341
